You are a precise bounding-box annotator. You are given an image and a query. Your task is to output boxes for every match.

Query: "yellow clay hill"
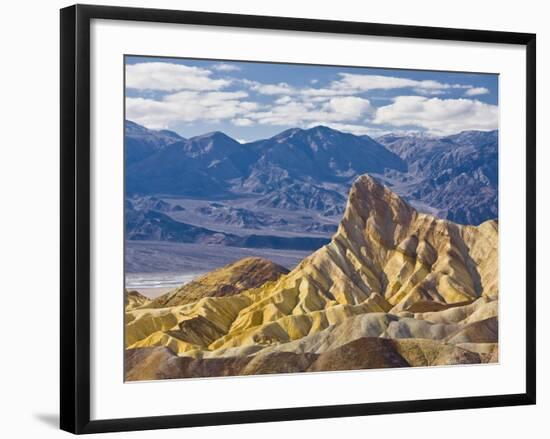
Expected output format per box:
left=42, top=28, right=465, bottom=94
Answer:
left=125, top=175, right=499, bottom=380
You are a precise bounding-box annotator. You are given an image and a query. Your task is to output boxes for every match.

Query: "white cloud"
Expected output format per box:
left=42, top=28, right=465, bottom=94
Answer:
left=248, top=96, right=372, bottom=127
left=249, top=81, right=296, bottom=95
left=126, top=64, right=495, bottom=136
left=464, top=87, right=490, bottom=96
left=126, top=62, right=230, bottom=91
left=247, top=101, right=310, bottom=126
left=323, top=96, right=372, bottom=119
left=296, top=74, right=473, bottom=100
left=164, top=90, right=248, bottom=104
left=274, top=96, right=293, bottom=105
left=232, top=118, right=254, bottom=126
left=308, top=96, right=333, bottom=102
left=373, top=96, right=498, bottom=135
left=329, top=73, right=473, bottom=94
left=126, top=90, right=258, bottom=129
left=211, top=63, right=241, bottom=72
left=239, top=101, right=261, bottom=111
left=412, top=88, right=446, bottom=96
left=300, top=87, right=347, bottom=98
left=334, top=74, right=419, bottom=91
left=125, top=97, right=181, bottom=129
left=244, top=74, right=484, bottom=110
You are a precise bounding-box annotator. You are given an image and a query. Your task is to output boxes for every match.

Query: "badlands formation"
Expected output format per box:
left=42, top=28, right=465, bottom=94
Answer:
left=125, top=175, right=498, bottom=381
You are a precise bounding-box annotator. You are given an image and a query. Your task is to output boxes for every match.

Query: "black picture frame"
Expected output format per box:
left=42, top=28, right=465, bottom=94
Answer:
left=60, top=4, right=536, bottom=434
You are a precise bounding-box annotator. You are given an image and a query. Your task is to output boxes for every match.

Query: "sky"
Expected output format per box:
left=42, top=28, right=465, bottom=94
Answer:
left=125, top=55, right=498, bottom=142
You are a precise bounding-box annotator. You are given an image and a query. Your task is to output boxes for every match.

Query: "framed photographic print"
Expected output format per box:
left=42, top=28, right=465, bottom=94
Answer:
left=60, top=4, right=536, bottom=434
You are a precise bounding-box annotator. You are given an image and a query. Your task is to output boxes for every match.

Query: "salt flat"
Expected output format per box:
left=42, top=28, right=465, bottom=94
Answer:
left=125, top=240, right=311, bottom=291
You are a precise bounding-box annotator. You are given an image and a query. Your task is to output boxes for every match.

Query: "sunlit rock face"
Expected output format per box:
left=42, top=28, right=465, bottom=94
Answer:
left=124, top=174, right=498, bottom=380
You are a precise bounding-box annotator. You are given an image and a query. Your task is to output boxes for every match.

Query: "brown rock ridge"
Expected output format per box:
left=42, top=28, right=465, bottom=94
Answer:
left=125, top=290, right=151, bottom=311
left=146, top=257, right=289, bottom=308
left=125, top=336, right=489, bottom=381
left=274, top=174, right=498, bottom=314
left=124, top=174, right=499, bottom=378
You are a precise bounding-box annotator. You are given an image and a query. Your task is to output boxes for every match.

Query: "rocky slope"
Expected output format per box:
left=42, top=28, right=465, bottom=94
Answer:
left=125, top=120, right=183, bottom=165
left=377, top=130, right=498, bottom=224
left=127, top=195, right=184, bottom=213
left=124, top=175, right=498, bottom=379
left=125, top=335, right=494, bottom=381
left=125, top=202, right=329, bottom=250
left=125, top=122, right=406, bottom=216
left=126, top=121, right=498, bottom=225
left=125, top=290, right=151, bottom=311
left=148, top=257, right=289, bottom=308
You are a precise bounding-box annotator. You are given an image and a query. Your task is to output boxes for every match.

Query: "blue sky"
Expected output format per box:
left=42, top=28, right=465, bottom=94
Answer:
left=125, top=55, right=498, bottom=142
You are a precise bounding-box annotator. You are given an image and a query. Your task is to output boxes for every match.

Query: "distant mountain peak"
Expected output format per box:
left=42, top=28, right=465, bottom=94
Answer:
left=445, top=129, right=498, bottom=144
left=376, top=128, right=498, bottom=224
left=453, top=129, right=498, bottom=135
left=272, top=125, right=345, bottom=142
left=190, top=131, right=239, bottom=143
left=125, top=119, right=184, bottom=140
left=376, top=131, right=436, bottom=142
left=272, top=127, right=304, bottom=141
left=125, top=120, right=497, bottom=225
left=124, top=120, right=185, bottom=165
left=125, top=119, right=141, bottom=129
left=306, top=125, right=337, bottom=133
left=377, top=129, right=498, bottom=142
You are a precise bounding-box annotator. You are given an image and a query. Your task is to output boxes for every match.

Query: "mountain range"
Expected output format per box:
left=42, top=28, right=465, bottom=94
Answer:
left=125, top=199, right=329, bottom=251
left=376, top=130, right=498, bottom=225
left=125, top=120, right=497, bottom=226
left=125, top=175, right=498, bottom=380
left=125, top=120, right=184, bottom=165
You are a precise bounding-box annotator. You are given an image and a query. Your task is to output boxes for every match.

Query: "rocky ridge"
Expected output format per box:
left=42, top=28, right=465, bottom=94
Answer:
left=125, top=290, right=151, bottom=311
left=147, top=257, right=289, bottom=308
left=126, top=121, right=498, bottom=225
left=125, top=175, right=498, bottom=380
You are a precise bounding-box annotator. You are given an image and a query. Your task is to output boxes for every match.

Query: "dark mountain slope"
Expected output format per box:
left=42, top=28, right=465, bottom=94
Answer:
left=376, top=130, right=498, bottom=224
left=126, top=131, right=258, bottom=196
left=125, top=120, right=184, bottom=165
left=125, top=123, right=406, bottom=201
left=240, top=126, right=406, bottom=198
left=125, top=204, right=329, bottom=251
left=125, top=121, right=498, bottom=225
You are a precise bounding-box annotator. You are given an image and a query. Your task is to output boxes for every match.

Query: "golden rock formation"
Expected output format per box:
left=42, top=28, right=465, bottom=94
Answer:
left=147, top=257, right=289, bottom=308
left=124, top=175, right=499, bottom=379
left=125, top=290, right=151, bottom=311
